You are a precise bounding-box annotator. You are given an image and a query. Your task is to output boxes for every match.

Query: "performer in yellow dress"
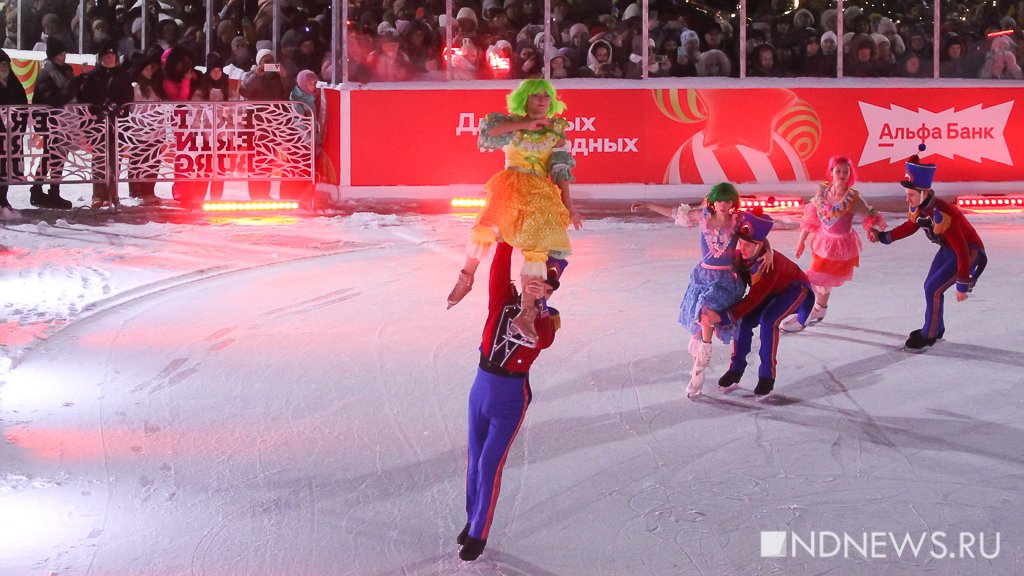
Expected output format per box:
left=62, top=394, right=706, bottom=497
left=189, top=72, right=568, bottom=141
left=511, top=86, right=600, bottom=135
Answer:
left=447, top=79, right=581, bottom=346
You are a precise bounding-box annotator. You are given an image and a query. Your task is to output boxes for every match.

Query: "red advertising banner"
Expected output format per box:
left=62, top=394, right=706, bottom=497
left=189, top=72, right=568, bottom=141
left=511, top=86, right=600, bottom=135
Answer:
left=347, top=87, right=1023, bottom=186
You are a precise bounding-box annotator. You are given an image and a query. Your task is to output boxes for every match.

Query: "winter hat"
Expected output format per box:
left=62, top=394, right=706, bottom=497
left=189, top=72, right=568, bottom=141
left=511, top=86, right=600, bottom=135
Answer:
left=456, top=7, right=478, bottom=25
left=622, top=3, right=640, bottom=21
left=738, top=209, right=774, bottom=243
left=296, top=69, right=318, bottom=93
left=255, top=48, right=274, bottom=65
left=46, top=36, right=68, bottom=60
left=821, top=31, right=838, bottom=46
left=793, top=8, right=815, bottom=27
left=902, top=143, right=936, bottom=191
left=205, top=51, right=224, bottom=71
left=680, top=29, right=699, bottom=46
left=482, top=0, right=502, bottom=19
left=992, top=36, right=1013, bottom=52
left=871, top=33, right=889, bottom=47
left=97, top=39, right=118, bottom=57
left=877, top=17, right=897, bottom=35
left=0, top=49, right=10, bottom=64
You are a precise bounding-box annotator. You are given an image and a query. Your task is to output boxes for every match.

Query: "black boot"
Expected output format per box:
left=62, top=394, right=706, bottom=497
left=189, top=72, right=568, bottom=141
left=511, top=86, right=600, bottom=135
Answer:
left=459, top=536, right=487, bottom=561
left=718, top=370, right=743, bottom=388
left=46, top=187, right=72, bottom=209
left=754, top=377, right=775, bottom=396
left=30, top=185, right=51, bottom=208
left=456, top=523, right=470, bottom=546
left=905, top=329, right=938, bottom=350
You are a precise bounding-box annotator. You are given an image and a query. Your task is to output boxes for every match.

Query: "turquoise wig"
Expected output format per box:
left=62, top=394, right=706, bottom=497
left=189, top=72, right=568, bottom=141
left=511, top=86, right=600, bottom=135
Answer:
left=506, top=79, right=567, bottom=118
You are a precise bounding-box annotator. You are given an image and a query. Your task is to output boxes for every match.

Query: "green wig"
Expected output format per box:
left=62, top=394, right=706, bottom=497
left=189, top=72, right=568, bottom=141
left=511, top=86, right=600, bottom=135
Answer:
left=705, top=182, right=740, bottom=212
left=506, top=79, right=567, bottom=118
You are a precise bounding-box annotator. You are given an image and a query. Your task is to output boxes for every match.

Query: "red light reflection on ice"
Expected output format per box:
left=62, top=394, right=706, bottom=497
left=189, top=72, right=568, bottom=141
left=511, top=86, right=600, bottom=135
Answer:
left=0, top=321, right=59, bottom=346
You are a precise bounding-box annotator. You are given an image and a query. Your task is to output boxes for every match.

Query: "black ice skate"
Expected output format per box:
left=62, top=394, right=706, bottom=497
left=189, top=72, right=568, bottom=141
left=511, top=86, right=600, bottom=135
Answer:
left=904, top=329, right=940, bottom=350
left=456, top=523, right=469, bottom=546
left=754, top=377, right=775, bottom=397
left=459, top=536, right=487, bottom=561
left=718, top=370, right=743, bottom=389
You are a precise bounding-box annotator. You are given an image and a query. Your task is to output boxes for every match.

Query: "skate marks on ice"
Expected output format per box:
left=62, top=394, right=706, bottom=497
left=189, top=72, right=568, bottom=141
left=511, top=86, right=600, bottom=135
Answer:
left=799, top=322, right=1024, bottom=367
left=259, top=287, right=360, bottom=319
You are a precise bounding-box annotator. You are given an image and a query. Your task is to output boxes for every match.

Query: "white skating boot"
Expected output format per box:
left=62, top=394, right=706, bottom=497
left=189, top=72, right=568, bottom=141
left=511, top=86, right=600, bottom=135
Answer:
left=807, top=303, right=827, bottom=324
left=686, top=341, right=712, bottom=398
left=780, top=315, right=805, bottom=333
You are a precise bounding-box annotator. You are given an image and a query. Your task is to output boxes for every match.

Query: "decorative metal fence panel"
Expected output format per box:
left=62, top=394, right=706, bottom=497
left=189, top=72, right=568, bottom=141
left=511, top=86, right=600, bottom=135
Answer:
left=115, top=101, right=316, bottom=182
left=1, top=102, right=315, bottom=186
left=1, top=104, right=109, bottom=185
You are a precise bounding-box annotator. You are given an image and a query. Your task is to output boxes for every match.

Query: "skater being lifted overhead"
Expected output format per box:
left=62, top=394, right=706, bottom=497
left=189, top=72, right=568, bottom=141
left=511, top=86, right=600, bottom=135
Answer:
left=867, top=144, right=987, bottom=350
left=782, top=155, right=887, bottom=332
left=446, top=79, right=582, bottom=348
left=702, top=209, right=814, bottom=398
left=632, top=183, right=773, bottom=399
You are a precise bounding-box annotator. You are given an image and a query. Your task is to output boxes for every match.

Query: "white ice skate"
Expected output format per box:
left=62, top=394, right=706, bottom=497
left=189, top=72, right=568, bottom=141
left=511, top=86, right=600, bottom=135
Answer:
left=686, top=341, right=712, bottom=399
left=780, top=315, right=804, bottom=333
left=806, top=304, right=827, bottom=324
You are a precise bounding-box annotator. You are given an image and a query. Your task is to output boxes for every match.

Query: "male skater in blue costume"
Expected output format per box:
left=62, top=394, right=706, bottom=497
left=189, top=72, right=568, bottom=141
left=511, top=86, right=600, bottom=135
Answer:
left=867, top=144, right=987, bottom=349
left=458, top=241, right=565, bottom=561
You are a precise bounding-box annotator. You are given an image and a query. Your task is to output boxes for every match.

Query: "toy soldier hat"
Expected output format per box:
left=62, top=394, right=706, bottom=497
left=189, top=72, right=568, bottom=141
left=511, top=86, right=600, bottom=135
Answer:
left=544, top=257, right=568, bottom=290
left=738, top=208, right=774, bottom=243
left=901, top=143, right=936, bottom=190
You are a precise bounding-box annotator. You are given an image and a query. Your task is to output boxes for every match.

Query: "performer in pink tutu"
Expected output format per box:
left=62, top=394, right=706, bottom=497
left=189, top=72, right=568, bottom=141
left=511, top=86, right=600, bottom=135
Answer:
left=782, top=156, right=886, bottom=332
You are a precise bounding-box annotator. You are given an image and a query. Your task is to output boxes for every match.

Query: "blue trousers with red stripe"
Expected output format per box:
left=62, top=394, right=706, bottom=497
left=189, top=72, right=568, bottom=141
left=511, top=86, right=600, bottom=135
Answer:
left=729, top=283, right=813, bottom=380
left=921, top=246, right=987, bottom=339
left=466, top=367, right=532, bottom=540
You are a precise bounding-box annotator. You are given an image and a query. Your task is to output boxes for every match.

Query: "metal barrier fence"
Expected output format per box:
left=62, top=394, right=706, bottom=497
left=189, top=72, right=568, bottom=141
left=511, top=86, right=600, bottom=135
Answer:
left=1, top=102, right=316, bottom=188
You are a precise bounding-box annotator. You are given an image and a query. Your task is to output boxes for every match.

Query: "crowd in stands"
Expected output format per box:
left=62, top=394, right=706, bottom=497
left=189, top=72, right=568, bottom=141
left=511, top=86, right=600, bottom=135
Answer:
left=1, top=1, right=1022, bottom=83
left=1, top=1, right=1022, bottom=215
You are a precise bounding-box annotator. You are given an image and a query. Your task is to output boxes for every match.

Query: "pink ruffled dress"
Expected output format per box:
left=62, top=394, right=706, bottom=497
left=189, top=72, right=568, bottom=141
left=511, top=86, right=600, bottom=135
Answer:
left=800, top=186, right=883, bottom=288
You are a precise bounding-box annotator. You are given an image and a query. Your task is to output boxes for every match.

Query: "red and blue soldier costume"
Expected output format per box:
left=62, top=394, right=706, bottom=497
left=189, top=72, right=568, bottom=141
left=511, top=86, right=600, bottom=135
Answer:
left=711, top=210, right=814, bottom=396
left=459, top=241, right=565, bottom=561
left=872, top=145, right=987, bottom=349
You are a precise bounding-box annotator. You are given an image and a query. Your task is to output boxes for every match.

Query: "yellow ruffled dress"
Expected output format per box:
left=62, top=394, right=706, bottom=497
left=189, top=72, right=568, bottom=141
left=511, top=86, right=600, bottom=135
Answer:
left=472, top=113, right=575, bottom=270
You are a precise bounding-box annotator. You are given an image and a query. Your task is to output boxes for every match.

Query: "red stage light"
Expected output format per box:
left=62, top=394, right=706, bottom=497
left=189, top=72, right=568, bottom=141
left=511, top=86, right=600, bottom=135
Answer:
left=450, top=198, right=487, bottom=209
left=956, top=194, right=1024, bottom=213
left=202, top=201, right=301, bottom=212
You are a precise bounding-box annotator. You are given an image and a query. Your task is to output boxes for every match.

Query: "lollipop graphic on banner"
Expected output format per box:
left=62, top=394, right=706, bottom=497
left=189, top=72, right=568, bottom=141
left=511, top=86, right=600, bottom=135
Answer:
left=653, top=88, right=821, bottom=185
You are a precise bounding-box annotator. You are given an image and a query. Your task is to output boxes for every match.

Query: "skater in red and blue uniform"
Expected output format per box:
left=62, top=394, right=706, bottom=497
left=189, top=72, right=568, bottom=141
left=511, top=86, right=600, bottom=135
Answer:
left=867, top=145, right=987, bottom=349
left=702, top=210, right=814, bottom=397
left=458, top=241, right=565, bottom=562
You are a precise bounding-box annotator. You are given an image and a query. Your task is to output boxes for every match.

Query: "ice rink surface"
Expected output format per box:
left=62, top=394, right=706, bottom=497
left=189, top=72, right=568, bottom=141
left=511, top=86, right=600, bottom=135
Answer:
left=2, top=199, right=1023, bottom=575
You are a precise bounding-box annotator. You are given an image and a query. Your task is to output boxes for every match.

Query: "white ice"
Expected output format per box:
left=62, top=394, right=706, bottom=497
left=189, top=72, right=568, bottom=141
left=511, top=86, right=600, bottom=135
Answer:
left=2, top=198, right=1023, bottom=575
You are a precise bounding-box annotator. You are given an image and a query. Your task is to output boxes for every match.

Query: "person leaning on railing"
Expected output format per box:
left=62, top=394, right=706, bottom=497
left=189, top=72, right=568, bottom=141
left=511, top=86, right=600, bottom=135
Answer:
left=0, top=48, right=28, bottom=219
left=239, top=48, right=286, bottom=201
left=30, top=37, right=76, bottom=209
left=76, top=40, right=134, bottom=210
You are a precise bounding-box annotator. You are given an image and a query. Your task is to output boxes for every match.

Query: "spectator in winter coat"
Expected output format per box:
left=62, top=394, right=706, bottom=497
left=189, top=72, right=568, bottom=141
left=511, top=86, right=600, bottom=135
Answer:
left=239, top=48, right=286, bottom=200
left=979, top=36, right=1023, bottom=79
left=939, top=33, right=975, bottom=78
left=696, top=49, right=731, bottom=77
left=29, top=36, right=76, bottom=209
left=76, top=40, right=134, bottom=209
left=239, top=48, right=287, bottom=101
left=280, top=69, right=319, bottom=204
left=189, top=52, right=233, bottom=204
left=0, top=48, right=28, bottom=218
left=126, top=48, right=164, bottom=205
